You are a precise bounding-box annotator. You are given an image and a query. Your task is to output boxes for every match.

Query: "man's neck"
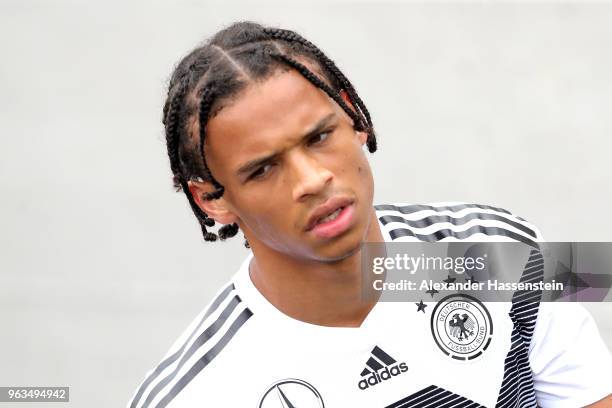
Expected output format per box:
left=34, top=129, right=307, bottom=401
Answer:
left=248, top=207, right=385, bottom=328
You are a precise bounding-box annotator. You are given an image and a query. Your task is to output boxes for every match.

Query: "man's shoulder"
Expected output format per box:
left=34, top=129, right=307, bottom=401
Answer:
left=374, top=201, right=543, bottom=244
left=127, top=279, right=254, bottom=408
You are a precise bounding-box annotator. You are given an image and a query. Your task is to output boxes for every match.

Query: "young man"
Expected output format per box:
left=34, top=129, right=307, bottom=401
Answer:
left=129, top=22, right=612, bottom=407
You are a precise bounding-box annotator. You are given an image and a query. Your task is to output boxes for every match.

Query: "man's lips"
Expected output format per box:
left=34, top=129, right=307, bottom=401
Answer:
left=305, top=196, right=354, bottom=231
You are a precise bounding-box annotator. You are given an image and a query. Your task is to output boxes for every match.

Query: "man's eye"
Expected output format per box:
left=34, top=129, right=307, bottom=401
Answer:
left=308, top=131, right=331, bottom=146
left=250, top=163, right=274, bottom=180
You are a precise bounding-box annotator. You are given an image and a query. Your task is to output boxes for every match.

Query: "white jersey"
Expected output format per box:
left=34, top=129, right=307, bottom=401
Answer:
left=129, top=202, right=611, bottom=408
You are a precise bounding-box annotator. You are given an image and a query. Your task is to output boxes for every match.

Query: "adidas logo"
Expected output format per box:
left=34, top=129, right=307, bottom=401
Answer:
left=358, top=346, right=408, bottom=390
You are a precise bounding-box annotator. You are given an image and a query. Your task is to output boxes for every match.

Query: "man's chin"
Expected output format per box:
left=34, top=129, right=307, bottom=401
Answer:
left=311, top=234, right=364, bottom=263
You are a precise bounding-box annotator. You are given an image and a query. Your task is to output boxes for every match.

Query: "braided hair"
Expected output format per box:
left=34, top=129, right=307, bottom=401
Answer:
left=162, top=22, right=377, bottom=246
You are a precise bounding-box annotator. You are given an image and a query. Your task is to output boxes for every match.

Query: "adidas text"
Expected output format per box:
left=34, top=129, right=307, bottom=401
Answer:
left=358, top=362, right=408, bottom=390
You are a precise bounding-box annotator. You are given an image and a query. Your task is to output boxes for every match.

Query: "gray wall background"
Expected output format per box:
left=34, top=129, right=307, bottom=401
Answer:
left=1, top=1, right=611, bottom=407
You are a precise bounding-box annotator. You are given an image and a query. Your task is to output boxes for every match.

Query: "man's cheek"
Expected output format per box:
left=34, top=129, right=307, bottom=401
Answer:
left=253, top=214, right=287, bottom=235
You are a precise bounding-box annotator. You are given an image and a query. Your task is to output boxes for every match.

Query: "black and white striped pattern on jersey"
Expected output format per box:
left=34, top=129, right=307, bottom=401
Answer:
left=385, top=384, right=486, bottom=408
left=378, top=213, right=536, bottom=241
left=375, top=203, right=521, bottom=219
left=129, top=283, right=253, bottom=408
left=495, top=250, right=544, bottom=408
left=375, top=203, right=539, bottom=248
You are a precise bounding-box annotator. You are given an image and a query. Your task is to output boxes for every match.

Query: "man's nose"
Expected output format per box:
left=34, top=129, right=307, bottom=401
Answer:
left=291, top=153, right=333, bottom=202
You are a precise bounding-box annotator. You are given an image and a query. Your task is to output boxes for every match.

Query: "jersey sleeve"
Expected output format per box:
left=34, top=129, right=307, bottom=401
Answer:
left=528, top=302, right=612, bottom=407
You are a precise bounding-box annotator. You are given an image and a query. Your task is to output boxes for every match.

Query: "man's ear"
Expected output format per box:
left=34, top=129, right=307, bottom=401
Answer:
left=357, top=128, right=368, bottom=146
left=188, top=179, right=238, bottom=225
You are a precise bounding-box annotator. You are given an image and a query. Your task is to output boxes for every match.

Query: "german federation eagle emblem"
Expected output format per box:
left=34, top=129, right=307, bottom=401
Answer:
left=448, top=313, right=475, bottom=341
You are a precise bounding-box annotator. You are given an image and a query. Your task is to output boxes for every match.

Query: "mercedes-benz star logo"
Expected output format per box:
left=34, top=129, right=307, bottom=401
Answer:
left=258, top=378, right=325, bottom=408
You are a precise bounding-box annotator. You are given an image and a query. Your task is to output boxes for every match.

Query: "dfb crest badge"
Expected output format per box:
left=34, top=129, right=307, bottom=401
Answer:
left=430, top=294, right=493, bottom=361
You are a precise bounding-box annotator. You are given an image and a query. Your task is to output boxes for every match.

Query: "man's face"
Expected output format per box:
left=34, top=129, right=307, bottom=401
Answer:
left=202, top=68, right=375, bottom=262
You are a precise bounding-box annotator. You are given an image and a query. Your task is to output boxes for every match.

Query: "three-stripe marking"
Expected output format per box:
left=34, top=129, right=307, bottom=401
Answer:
left=360, top=346, right=398, bottom=376
left=130, top=283, right=253, bottom=408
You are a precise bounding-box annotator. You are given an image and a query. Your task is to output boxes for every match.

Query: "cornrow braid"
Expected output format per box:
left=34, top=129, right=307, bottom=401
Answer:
left=263, top=28, right=377, bottom=153
left=196, top=86, right=239, bottom=240
left=269, top=52, right=365, bottom=131
left=161, top=21, right=378, bottom=245
left=163, top=81, right=217, bottom=242
left=197, top=86, right=224, bottom=199
left=163, top=82, right=187, bottom=181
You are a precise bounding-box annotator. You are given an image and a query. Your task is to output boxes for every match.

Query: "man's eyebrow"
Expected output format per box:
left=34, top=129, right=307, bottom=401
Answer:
left=236, top=113, right=337, bottom=177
